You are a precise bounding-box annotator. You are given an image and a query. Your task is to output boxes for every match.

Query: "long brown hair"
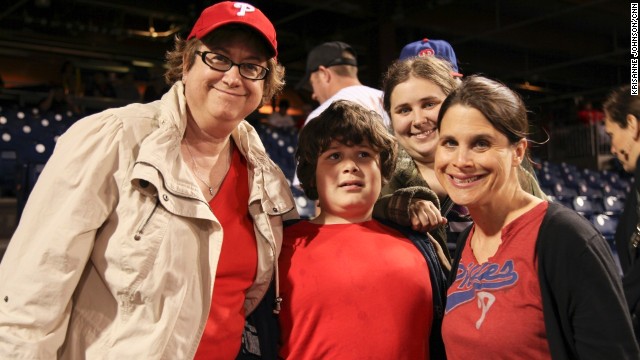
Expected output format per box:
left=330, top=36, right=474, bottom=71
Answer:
left=382, top=56, right=460, bottom=115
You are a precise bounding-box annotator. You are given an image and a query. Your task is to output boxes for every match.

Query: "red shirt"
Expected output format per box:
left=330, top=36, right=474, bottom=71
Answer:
left=278, top=220, right=432, bottom=359
left=442, top=201, right=551, bottom=359
left=194, top=145, right=257, bottom=360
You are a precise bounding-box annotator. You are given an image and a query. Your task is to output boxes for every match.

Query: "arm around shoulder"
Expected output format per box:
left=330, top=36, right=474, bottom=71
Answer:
left=374, top=186, right=440, bottom=226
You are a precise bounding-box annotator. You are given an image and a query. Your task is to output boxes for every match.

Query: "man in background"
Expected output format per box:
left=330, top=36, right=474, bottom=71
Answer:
left=268, top=99, right=295, bottom=128
left=297, top=41, right=389, bottom=128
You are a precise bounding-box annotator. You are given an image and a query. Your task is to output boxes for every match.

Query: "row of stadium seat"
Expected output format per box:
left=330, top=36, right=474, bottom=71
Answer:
left=0, top=106, right=77, bottom=199
left=0, top=106, right=317, bottom=219
left=254, top=124, right=316, bottom=219
left=535, top=160, right=628, bottom=269
left=0, top=104, right=634, bottom=237
left=537, top=160, right=632, bottom=199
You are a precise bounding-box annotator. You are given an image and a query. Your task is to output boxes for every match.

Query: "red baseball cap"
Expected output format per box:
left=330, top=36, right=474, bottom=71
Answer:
left=187, top=1, right=277, bottom=58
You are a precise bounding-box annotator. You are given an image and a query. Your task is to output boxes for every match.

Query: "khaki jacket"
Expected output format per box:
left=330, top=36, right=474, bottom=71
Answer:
left=0, top=82, right=298, bottom=359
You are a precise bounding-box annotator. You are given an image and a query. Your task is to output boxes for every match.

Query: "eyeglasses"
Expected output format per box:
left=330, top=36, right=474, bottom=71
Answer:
left=194, top=51, right=269, bottom=80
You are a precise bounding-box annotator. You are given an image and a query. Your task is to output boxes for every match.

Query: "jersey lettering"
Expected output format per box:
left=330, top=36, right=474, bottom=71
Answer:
left=475, top=291, right=495, bottom=329
left=445, top=260, right=518, bottom=314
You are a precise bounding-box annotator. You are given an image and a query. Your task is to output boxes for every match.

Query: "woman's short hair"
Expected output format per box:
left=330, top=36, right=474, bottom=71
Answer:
left=604, top=85, right=640, bottom=128
left=382, top=56, right=460, bottom=115
left=296, top=100, right=397, bottom=200
left=164, top=25, right=285, bottom=105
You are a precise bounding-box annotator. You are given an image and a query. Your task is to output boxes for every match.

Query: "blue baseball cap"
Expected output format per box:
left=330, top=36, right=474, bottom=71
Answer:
left=399, top=38, right=462, bottom=77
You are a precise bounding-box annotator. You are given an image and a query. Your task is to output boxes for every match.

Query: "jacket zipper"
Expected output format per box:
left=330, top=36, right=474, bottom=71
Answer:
left=134, top=197, right=160, bottom=240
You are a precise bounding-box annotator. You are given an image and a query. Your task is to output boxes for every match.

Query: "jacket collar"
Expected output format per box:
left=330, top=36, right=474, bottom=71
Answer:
left=133, top=82, right=295, bottom=213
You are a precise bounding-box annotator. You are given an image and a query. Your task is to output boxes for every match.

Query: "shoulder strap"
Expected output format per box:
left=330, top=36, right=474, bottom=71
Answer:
left=629, top=190, right=640, bottom=258
left=283, top=218, right=302, bottom=228
left=238, top=282, right=279, bottom=359
left=440, top=195, right=455, bottom=217
left=238, top=219, right=302, bottom=359
left=448, top=225, right=472, bottom=286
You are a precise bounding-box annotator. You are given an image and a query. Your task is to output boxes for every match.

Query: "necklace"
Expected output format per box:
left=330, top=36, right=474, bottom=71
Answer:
left=184, top=138, right=232, bottom=197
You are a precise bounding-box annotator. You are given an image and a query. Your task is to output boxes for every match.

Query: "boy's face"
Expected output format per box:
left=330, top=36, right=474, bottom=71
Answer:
left=313, top=140, right=382, bottom=224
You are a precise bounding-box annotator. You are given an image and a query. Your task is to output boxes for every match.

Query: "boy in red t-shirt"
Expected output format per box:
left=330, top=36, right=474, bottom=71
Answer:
left=277, top=100, right=446, bottom=359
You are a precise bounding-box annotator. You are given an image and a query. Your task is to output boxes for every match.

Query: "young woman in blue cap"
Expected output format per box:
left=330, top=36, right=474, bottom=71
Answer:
left=375, top=51, right=545, bottom=266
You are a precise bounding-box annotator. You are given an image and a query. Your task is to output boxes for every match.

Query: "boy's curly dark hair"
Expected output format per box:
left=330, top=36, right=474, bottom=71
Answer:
left=296, top=100, right=397, bottom=200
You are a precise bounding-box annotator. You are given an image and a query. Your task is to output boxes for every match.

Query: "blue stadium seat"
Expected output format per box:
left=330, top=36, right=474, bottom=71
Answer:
left=603, top=184, right=627, bottom=199
left=577, top=183, right=603, bottom=199
left=603, top=196, right=625, bottom=216
left=572, top=195, right=601, bottom=217
left=552, top=182, right=578, bottom=200
left=290, top=186, right=315, bottom=219
left=539, top=172, right=564, bottom=188
left=15, top=162, right=46, bottom=220
left=591, top=214, right=618, bottom=243
left=16, top=139, right=55, bottom=165
left=548, top=195, right=572, bottom=209
left=0, top=130, right=18, bottom=196
left=560, top=162, right=580, bottom=177
left=541, top=162, right=562, bottom=174
left=561, top=173, right=582, bottom=189
left=540, top=185, right=553, bottom=198
left=606, top=172, right=631, bottom=192
left=255, top=123, right=299, bottom=182
left=585, top=172, right=604, bottom=188
left=0, top=149, right=18, bottom=197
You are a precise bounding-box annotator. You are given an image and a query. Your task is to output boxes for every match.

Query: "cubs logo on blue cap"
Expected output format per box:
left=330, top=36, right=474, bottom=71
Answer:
left=399, top=38, right=462, bottom=77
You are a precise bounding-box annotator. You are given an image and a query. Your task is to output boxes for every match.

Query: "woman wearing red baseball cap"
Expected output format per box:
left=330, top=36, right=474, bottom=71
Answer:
left=0, top=2, right=297, bottom=359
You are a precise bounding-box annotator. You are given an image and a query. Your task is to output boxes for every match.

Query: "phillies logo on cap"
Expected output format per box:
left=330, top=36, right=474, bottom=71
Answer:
left=418, top=48, right=435, bottom=57
left=234, top=2, right=255, bottom=16
left=188, top=1, right=278, bottom=57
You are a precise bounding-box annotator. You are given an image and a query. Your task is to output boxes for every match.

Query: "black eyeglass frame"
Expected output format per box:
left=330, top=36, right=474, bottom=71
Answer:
left=194, top=50, right=270, bottom=80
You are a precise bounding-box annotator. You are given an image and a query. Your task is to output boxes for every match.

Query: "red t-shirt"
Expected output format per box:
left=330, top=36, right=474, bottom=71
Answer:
left=194, top=145, right=257, bottom=359
left=442, top=201, right=551, bottom=359
left=278, top=220, right=433, bottom=360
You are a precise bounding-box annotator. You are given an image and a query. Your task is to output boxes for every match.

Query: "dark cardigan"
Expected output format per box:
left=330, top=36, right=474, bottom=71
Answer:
left=448, top=202, right=640, bottom=359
